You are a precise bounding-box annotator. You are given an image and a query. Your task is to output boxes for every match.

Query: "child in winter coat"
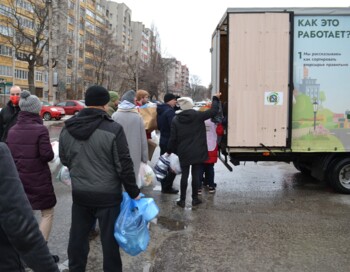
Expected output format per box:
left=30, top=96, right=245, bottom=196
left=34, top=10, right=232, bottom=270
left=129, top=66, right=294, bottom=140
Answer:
left=198, top=107, right=224, bottom=194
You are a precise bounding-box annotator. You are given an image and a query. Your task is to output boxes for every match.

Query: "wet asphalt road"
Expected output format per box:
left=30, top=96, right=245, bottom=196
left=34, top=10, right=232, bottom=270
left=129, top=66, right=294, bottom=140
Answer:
left=45, top=120, right=350, bottom=272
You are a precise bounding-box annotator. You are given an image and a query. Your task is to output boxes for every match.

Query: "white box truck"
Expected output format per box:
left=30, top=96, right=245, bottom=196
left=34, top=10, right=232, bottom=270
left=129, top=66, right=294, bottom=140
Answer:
left=211, top=8, right=350, bottom=193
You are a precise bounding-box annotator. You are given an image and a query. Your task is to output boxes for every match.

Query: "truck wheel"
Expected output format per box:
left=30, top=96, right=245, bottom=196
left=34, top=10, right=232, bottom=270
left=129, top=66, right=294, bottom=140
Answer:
left=43, top=112, right=52, bottom=121
left=293, top=161, right=311, bottom=175
left=330, top=158, right=350, bottom=194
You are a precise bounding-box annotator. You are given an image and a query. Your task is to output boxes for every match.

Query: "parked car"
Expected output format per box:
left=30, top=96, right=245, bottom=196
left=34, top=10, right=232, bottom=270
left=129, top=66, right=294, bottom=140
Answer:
left=41, top=101, right=65, bottom=121
left=55, top=100, right=85, bottom=115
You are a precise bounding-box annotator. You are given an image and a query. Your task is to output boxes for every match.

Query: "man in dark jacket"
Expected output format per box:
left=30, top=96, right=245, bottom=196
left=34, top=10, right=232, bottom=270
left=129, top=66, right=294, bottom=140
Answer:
left=167, top=93, right=221, bottom=208
left=156, top=93, right=179, bottom=194
left=0, top=85, right=21, bottom=142
left=0, top=143, right=59, bottom=272
left=59, top=85, right=141, bottom=272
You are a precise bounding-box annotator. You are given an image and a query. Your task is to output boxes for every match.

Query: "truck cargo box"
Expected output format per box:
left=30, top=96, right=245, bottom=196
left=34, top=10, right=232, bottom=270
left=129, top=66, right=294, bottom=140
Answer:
left=211, top=8, right=350, bottom=193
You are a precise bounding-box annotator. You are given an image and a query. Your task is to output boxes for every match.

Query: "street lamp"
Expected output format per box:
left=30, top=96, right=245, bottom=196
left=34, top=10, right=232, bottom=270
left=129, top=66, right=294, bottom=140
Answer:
left=313, top=100, right=318, bottom=131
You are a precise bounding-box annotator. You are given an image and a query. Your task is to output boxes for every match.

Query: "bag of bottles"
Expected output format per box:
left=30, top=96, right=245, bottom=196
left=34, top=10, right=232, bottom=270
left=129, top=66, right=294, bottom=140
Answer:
left=114, top=192, right=156, bottom=256
left=154, top=154, right=170, bottom=182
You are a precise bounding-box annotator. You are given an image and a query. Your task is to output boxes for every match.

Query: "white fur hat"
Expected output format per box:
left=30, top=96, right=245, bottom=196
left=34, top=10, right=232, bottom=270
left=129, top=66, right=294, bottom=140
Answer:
left=177, top=97, right=194, bottom=110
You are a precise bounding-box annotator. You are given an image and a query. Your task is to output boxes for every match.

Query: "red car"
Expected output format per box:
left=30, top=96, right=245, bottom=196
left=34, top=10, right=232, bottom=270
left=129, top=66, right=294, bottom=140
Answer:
left=55, top=100, right=85, bottom=115
left=40, top=101, right=66, bottom=121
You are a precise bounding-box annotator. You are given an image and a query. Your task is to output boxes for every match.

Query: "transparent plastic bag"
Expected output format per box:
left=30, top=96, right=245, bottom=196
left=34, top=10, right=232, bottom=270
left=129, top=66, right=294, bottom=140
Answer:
left=138, top=162, right=157, bottom=187
left=114, top=192, right=150, bottom=256
left=56, top=165, right=71, bottom=186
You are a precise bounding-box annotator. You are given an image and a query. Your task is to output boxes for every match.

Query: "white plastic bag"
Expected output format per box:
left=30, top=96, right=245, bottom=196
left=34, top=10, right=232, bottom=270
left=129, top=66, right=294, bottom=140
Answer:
left=168, top=153, right=181, bottom=174
left=49, top=141, right=60, bottom=173
left=138, top=162, right=156, bottom=187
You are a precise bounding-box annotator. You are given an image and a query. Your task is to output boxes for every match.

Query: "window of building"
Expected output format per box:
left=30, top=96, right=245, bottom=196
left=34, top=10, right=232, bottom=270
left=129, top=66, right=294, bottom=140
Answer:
left=0, top=45, right=12, bottom=57
left=86, top=21, right=95, bottom=31
left=68, top=16, right=75, bottom=25
left=0, top=4, right=12, bottom=16
left=96, top=3, right=104, bottom=13
left=0, top=65, right=13, bottom=76
left=67, top=59, right=73, bottom=69
left=66, top=76, right=72, bottom=84
left=86, top=9, right=94, bottom=18
left=18, top=15, right=34, bottom=30
left=96, top=15, right=104, bottom=24
left=15, top=69, right=28, bottom=80
left=80, top=7, right=85, bottom=16
left=0, top=25, right=13, bottom=37
left=16, top=0, right=34, bottom=12
left=69, top=0, right=75, bottom=9
left=35, top=71, right=42, bottom=82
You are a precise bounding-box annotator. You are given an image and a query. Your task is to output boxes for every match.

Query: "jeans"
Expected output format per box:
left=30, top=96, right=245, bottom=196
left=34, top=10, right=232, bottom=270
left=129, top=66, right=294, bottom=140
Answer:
left=180, top=164, right=201, bottom=201
left=68, top=203, right=122, bottom=272
left=199, top=163, right=215, bottom=188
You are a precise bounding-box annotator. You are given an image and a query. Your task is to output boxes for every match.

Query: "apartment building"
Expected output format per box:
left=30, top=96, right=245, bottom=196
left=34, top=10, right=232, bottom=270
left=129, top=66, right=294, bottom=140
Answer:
left=163, top=58, right=189, bottom=96
left=107, top=1, right=131, bottom=53
left=0, top=0, right=48, bottom=105
left=0, top=0, right=189, bottom=104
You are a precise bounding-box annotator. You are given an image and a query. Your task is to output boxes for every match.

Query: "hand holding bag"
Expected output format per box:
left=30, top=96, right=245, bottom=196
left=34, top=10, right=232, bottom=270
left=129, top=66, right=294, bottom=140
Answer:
left=114, top=192, right=149, bottom=256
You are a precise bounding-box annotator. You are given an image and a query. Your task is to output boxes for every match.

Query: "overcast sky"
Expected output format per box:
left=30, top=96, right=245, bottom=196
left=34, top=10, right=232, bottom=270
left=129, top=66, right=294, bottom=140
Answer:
left=115, top=0, right=349, bottom=87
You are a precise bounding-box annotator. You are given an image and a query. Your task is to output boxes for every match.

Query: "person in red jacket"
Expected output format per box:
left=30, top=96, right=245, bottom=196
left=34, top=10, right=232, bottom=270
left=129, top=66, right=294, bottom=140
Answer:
left=198, top=106, right=224, bottom=194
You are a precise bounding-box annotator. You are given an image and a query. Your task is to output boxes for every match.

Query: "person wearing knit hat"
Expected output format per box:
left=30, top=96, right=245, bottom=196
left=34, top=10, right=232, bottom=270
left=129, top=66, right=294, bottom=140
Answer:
left=163, top=93, right=177, bottom=103
left=106, top=91, right=119, bottom=117
left=7, top=91, right=59, bottom=263
left=85, top=85, right=110, bottom=107
left=112, top=89, right=148, bottom=188
left=177, top=97, right=194, bottom=111
left=167, top=92, right=222, bottom=208
left=19, top=90, right=42, bottom=114
left=59, top=85, right=141, bottom=271
left=121, top=89, right=136, bottom=104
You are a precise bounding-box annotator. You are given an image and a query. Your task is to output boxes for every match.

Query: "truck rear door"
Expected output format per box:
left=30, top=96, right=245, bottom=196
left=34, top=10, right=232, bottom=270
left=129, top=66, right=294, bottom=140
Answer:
left=227, top=12, right=291, bottom=147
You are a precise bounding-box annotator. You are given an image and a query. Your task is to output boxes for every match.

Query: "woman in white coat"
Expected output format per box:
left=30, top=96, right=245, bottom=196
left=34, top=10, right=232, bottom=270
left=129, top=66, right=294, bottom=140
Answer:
left=112, top=90, right=148, bottom=187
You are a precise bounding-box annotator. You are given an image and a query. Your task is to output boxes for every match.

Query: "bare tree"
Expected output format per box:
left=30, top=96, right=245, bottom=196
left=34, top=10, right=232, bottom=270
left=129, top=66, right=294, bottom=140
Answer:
left=89, top=30, right=120, bottom=86
left=189, top=74, right=202, bottom=100
left=138, top=25, right=168, bottom=100
left=0, top=0, right=49, bottom=93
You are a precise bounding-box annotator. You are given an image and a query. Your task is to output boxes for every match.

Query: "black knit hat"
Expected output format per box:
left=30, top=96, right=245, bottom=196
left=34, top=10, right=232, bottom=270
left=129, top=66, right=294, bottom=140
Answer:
left=164, top=93, right=177, bottom=103
left=85, top=85, right=110, bottom=106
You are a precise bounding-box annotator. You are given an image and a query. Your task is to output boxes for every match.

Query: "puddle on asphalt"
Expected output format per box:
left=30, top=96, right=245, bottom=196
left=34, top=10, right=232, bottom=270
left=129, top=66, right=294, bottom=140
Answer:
left=156, top=216, right=187, bottom=231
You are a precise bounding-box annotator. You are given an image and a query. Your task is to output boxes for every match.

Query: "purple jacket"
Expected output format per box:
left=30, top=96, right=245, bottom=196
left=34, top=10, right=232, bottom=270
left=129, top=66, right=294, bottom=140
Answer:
left=7, top=111, right=56, bottom=210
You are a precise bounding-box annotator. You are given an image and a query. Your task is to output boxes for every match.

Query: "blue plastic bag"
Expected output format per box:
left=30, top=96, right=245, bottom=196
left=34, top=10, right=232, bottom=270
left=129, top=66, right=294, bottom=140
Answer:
left=134, top=196, right=159, bottom=222
left=114, top=192, right=159, bottom=256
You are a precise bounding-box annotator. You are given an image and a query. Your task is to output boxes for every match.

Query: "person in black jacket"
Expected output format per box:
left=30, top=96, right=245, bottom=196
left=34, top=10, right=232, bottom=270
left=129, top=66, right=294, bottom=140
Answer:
left=0, top=142, right=59, bottom=272
left=0, top=85, right=22, bottom=142
left=167, top=93, right=221, bottom=208
left=157, top=93, right=179, bottom=194
left=59, top=85, right=141, bottom=272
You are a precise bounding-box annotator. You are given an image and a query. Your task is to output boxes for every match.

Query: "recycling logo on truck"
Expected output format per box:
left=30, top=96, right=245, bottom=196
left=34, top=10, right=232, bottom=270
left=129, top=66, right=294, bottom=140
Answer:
left=265, top=91, right=283, bottom=106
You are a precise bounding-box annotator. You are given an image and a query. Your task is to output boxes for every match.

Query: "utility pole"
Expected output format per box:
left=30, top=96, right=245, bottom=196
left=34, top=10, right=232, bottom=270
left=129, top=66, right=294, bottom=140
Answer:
left=135, top=51, right=139, bottom=91
left=46, top=0, right=55, bottom=104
